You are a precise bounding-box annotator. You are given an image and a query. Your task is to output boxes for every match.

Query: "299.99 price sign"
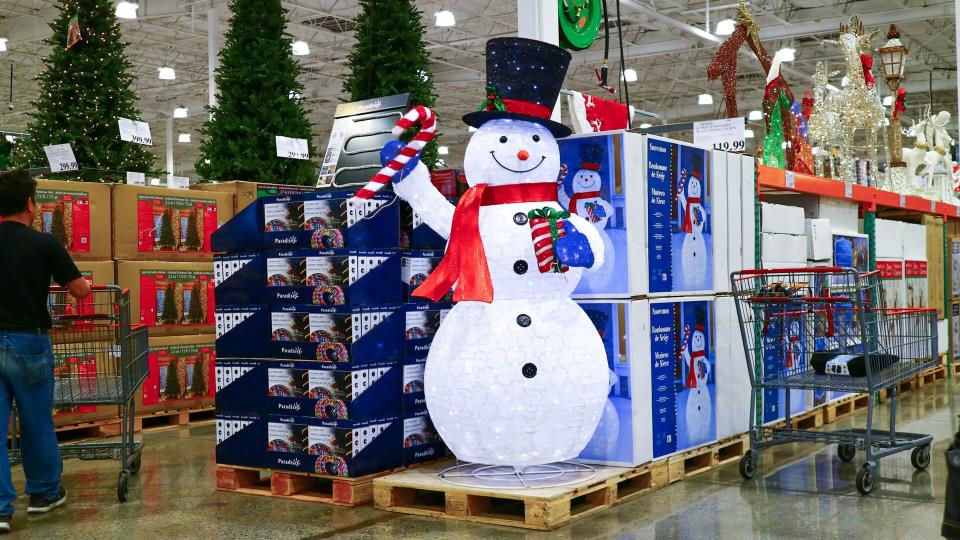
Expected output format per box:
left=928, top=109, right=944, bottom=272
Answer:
left=43, top=143, right=79, bottom=173
left=276, top=136, right=310, bottom=160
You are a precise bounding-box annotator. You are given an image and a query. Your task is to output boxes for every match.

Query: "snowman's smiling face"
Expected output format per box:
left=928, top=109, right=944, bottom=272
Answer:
left=573, top=170, right=601, bottom=192
left=687, top=175, right=702, bottom=199
left=463, top=119, right=560, bottom=186
left=692, top=330, right=705, bottom=351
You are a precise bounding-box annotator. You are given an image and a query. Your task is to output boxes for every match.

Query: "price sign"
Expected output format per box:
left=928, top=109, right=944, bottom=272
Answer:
left=168, top=176, right=190, bottom=190
left=693, top=117, right=746, bottom=153
left=43, top=143, right=79, bottom=172
left=118, top=117, right=153, bottom=145
left=126, top=171, right=145, bottom=185
left=899, top=193, right=906, bottom=208
left=276, top=136, right=309, bottom=160
left=844, top=183, right=853, bottom=198
left=784, top=171, right=795, bottom=189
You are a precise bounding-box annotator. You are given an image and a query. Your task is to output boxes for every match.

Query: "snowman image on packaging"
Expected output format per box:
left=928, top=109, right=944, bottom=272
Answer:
left=681, top=309, right=712, bottom=445
left=384, top=38, right=609, bottom=468
left=677, top=154, right=708, bottom=288
left=558, top=143, right=616, bottom=287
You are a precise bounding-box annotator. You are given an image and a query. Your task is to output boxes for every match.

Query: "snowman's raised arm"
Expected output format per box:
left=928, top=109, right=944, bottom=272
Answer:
left=566, top=213, right=604, bottom=270
left=392, top=163, right=455, bottom=239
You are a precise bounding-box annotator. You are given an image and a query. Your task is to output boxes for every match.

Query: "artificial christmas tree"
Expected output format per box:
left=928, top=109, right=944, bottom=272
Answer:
left=164, top=358, right=182, bottom=400
left=344, top=0, right=439, bottom=169
left=11, top=0, right=155, bottom=180
left=160, top=283, right=178, bottom=324
left=184, top=209, right=201, bottom=251
left=158, top=209, right=176, bottom=251
left=190, top=357, right=207, bottom=397
left=196, top=0, right=315, bottom=185
left=0, top=138, right=12, bottom=171
left=186, top=284, right=205, bottom=324
left=50, top=205, right=69, bottom=247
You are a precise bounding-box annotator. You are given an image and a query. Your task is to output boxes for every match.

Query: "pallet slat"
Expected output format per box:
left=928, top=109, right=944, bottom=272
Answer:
left=216, top=465, right=389, bottom=507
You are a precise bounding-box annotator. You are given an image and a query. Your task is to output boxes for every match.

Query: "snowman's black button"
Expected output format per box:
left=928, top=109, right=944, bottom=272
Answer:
left=516, top=314, right=531, bottom=327
left=522, top=363, right=537, bottom=378
left=513, top=212, right=528, bottom=225
left=513, top=260, right=528, bottom=274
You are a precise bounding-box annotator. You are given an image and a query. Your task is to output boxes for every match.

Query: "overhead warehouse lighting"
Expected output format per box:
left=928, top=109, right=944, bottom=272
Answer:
left=639, top=123, right=652, bottom=129
left=715, top=19, right=736, bottom=36
left=178, top=133, right=191, bottom=143
left=291, top=40, right=310, bottom=56
left=438, top=146, right=449, bottom=155
left=0, top=38, right=7, bottom=52
left=697, top=93, right=714, bottom=105
left=434, top=10, right=456, bottom=27
left=778, top=47, right=796, bottom=62
left=173, top=106, right=188, bottom=118
left=744, top=129, right=755, bottom=139
left=882, top=95, right=894, bottom=106
left=622, top=68, right=638, bottom=82
left=116, top=2, right=139, bottom=19
left=748, top=110, right=763, bottom=121
left=841, top=76, right=850, bottom=87
left=157, top=66, right=175, bottom=80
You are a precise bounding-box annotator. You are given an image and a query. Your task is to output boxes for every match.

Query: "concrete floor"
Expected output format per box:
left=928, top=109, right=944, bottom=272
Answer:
left=3, top=377, right=958, bottom=539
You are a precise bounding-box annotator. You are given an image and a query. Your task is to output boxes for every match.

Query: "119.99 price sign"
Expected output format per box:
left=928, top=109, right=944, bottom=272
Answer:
left=693, top=117, right=746, bottom=154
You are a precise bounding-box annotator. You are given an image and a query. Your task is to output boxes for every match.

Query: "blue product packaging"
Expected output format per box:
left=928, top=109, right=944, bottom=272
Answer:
left=215, top=305, right=269, bottom=358
left=212, top=190, right=399, bottom=252
left=403, top=303, right=451, bottom=356
left=401, top=405, right=445, bottom=466
left=215, top=359, right=266, bottom=414
left=265, top=358, right=401, bottom=420
left=268, top=304, right=402, bottom=362
left=401, top=251, right=451, bottom=302
left=216, top=413, right=268, bottom=468
left=400, top=200, right=449, bottom=249
left=266, top=249, right=401, bottom=305
left=265, top=414, right=401, bottom=477
left=215, top=252, right=267, bottom=305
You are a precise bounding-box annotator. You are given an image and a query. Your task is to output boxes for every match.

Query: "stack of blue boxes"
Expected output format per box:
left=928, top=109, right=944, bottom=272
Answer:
left=212, top=189, right=446, bottom=477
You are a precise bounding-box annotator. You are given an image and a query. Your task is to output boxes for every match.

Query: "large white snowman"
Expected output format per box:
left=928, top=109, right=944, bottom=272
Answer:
left=678, top=164, right=708, bottom=287
left=682, top=316, right=712, bottom=445
left=389, top=38, right=609, bottom=467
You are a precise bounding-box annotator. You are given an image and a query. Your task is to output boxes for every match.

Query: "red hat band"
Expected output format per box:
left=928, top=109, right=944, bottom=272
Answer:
left=500, top=98, right=553, bottom=121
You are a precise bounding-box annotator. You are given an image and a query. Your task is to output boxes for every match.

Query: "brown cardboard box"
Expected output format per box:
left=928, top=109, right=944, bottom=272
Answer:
left=140, top=334, right=216, bottom=414
left=51, top=340, right=122, bottom=426
left=16, top=179, right=112, bottom=260
left=116, top=261, right=214, bottom=336
left=75, top=260, right=115, bottom=285
left=112, top=184, right=233, bottom=261
left=47, top=261, right=116, bottom=339
left=192, top=180, right=314, bottom=215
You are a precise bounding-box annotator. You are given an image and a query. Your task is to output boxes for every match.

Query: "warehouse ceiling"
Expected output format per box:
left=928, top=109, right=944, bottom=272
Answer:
left=0, top=0, right=956, bottom=178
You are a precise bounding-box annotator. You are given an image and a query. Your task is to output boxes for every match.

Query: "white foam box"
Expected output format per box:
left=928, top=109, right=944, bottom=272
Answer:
left=873, top=219, right=906, bottom=259
left=938, top=319, right=948, bottom=356
left=761, top=202, right=805, bottom=235
left=818, top=198, right=859, bottom=235
left=741, top=156, right=756, bottom=272
left=761, top=233, right=808, bottom=264
left=805, top=218, right=832, bottom=261
left=762, top=260, right=808, bottom=270
left=903, top=222, right=927, bottom=261
left=716, top=296, right=751, bottom=440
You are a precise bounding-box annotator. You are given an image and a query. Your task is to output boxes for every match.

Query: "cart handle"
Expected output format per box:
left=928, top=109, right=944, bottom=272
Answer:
left=49, top=284, right=127, bottom=294
left=735, top=266, right=844, bottom=277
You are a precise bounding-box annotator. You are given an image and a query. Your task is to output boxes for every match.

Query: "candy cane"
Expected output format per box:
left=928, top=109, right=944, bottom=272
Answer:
left=353, top=105, right=437, bottom=200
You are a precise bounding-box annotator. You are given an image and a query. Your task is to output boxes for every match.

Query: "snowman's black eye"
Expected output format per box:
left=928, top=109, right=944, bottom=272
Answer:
left=499, top=136, right=508, bottom=143
left=532, top=135, right=540, bottom=142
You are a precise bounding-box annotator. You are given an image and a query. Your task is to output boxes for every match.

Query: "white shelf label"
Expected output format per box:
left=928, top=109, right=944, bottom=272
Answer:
left=126, top=171, right=145, bottom=185
left=932, top=199, right=938, bottom=213
left=43, top=143, right=78, bottom=172
left=693, top=117, right=745, bottom=153
left=118, top=117, right=153, bottom=145
left=899, top=193, right=906, bottom=207
left=169, top=176, right=190, bottom=190
left=844, top=183, right=853, bottom=198
left=276, top=136, right=309, bottom=160
left=784, top=171, right=795, bottom=189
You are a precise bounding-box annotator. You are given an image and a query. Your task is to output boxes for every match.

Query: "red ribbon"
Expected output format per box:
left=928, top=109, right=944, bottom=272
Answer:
left=893, top=87, right=907, bottom=120
left=412, top=182, right=559, bottom=303
left=860, top=54, right=875, bottom=87
left=568, top=190, right=601, bottom=214
left=786, top=335, right=800, bottom=368
left=801, top=92, right=814, bottom=121
left=685, top=349, right=705, bottom=389
left=681, top=197, right=702, bottom=233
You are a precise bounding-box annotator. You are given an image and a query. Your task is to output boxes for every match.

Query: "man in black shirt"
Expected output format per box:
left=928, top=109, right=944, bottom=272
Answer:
left=0, top=170, right=89, bottom=532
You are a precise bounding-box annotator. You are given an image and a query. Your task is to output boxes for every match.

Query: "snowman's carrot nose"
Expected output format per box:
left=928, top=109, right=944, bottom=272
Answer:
left=517, top=149, right=530, bottom=161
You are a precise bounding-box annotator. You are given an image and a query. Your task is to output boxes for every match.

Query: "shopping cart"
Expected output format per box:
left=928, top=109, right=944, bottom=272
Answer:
left=731, top=267, right=937, bottom=495
left=10, top=286, right=148, bottom=502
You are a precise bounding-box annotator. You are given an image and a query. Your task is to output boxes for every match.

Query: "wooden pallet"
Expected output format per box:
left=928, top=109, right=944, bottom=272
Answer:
left=918, top=365, right=947, bottom=387
left=824, top=395, right=857, bottom=423
left=667, top=433, right=749, bottom=483
left=216, top=465, right=388, bottom=507
left=139, top=407, right=216, bottom=431
left=951, top=362, right=960, bottom=377
left=788, top=407, right=824, bottom=430
left=51, top=416, right=140, bottom=443
left=373, top=459, right=669, bottom=531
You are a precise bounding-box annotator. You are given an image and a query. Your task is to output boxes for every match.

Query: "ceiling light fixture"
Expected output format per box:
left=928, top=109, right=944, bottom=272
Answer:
left=715, top=19, right=736, bottom=36
left=777, top=47, right=796, bottom=62
left=841, top=76, right=850, bottom=87
left=0, top=38, right=8, bottom=52
left=748, top=110, right=763, bottom=121
left=882, top=95, right=894, bottom=106
left=434, top=10, right=456, bottom=27
left=438, top=146, right=449, bottom=155
left=622, top=68, right=638, bottom=83
left=744, top=129, right=755, bottom=139
left=173, top=106, right=188, bottom=118
left=291, top=40, right=310, bottom=56
left=157, top=67, right=175, bottom=80
left=697, top=93, right=714, bottom=105
left=639, top=123, right=652, bottom=129
left=116, top=1, right=139, bottom=19
left=178, top=133, right=191, bottom=143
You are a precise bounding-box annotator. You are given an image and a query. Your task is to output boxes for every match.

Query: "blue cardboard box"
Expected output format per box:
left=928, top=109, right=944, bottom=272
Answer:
left=216, top=305, right=269, bottom=358
left=215, top=252, right=267, bottom=305
left=266, top=414, right=401, bottom=477
left=401, top=251, right=451, bottom=302
left=265, top=249, right=401, bottom=305
left=215, top=359, right=265, bottom=414
left=265, top=358, right=401, bottom=420
left=401, top=351, right=427, bottom=411
left=216, top=413, right=268, bottom=468
left=269, top=304, right=402, bottom=362
left=400, top=200, right=449, bottom=250
left=403, top=303, right=451, bottom=356
left=212, top=190, right=399, bottom=252
left=401, top=405, right=445, bottom=466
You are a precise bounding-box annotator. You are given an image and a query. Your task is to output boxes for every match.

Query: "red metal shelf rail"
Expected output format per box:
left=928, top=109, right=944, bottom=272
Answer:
left=757, top=165, right=960, bottom=220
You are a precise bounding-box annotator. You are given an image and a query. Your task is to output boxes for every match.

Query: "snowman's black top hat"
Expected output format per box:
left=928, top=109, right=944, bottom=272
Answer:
left=463, top=37, right=572, bottom=138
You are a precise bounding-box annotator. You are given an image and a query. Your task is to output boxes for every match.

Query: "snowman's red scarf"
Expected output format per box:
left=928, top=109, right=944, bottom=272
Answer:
left=567, top=190, right=602, bottom=215
left=413, top=182, right=558, bottom=303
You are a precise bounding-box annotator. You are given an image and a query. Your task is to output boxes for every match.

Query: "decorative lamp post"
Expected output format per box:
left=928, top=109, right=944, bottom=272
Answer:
left=879, top=25, right=907, bottom=167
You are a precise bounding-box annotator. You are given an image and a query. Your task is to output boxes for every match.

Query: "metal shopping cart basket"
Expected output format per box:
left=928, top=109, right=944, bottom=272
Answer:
left=731, top=266, right=937, bottom=494
left=10, top=286, right=148, bottom=501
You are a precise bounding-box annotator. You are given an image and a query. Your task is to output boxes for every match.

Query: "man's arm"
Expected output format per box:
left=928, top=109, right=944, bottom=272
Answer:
left=49, top=237, right=88, bottom=298
left=65, top=276, right=91, bottom=299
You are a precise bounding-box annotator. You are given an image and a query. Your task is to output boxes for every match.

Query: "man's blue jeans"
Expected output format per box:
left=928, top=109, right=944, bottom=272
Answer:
left=0, top=332, right=62, bottom=516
